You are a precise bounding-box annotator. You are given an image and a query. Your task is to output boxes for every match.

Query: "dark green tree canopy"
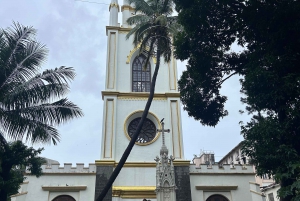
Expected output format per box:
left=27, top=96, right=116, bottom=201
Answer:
left=173, top=0, right=300, bottom=200
left=0, top=141, right=45, bottom=200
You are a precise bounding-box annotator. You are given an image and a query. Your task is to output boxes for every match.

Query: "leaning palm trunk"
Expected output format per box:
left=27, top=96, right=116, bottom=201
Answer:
left=96, top=48, right=161, bottom=201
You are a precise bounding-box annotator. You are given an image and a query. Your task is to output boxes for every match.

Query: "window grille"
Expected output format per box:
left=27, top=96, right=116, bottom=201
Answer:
left=132, top=55, right=151, bottom=92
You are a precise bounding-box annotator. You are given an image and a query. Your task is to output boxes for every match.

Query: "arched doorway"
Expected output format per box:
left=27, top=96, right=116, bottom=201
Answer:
left=206, top=194, right=229, bottom=201
left=52, top=195, right=76, bottom=201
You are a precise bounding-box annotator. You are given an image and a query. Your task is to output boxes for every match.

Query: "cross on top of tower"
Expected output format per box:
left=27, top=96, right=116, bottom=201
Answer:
left=156, top=119, right=170, bottom=156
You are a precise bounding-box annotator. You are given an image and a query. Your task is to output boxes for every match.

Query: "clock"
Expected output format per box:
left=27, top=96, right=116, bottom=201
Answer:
left=127, top=117, right=156, bottom=144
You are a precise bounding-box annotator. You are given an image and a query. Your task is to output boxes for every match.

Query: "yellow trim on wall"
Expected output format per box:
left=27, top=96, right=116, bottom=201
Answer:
left=173, top=160, right=191, bottom=166
left=101, top=91, right=180, bottom=100
left=106, top=26, right=131, bottom=35
left=121, top=5, right=134, bottom=12
left=123, top=110, right=161, bottom=146
left=106, top=32, right=116, bottom=89
left=112, top=186, right=156, bottom=198
left=103, top=99, right=114, bottom=158
left=95, top=160, right=115, bottom=166
left=175, top=100, right=183, bottom=158
left=126, top=44, right=157, bottom=64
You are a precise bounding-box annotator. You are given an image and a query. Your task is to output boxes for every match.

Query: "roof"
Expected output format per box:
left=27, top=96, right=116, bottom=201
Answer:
left=218, top=141, right=243, bottom=163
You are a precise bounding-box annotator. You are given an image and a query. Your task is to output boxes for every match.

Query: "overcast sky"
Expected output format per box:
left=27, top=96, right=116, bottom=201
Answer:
left=1, top=0, right=251, bottom=165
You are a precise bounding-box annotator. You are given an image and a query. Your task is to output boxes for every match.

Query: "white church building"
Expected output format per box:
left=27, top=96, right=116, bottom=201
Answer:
left=11, top=1, right=267, bottom=201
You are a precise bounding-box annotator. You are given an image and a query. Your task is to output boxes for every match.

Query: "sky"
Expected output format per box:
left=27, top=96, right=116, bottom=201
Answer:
left=1, top=0, right=251, bottom=165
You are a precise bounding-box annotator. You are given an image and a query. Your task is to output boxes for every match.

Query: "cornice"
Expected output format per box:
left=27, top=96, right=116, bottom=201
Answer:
left=121, top=5, right=135, bottom=12
left=10, top=192, right=28, bottom=198
left=42, top=186, right=87, bottom=192
left=249, top=181, right=260, bottom=186
left=195, top=186, right=238, bottom=191
left=101, top=91, right=180, bottom=100
left=120, top=162, right=156, bottom=167
left=95, top=160, right=115, bottom=166
left=250, top=189, right=265, bottom=196
left=173, top=160, right=191, bottom=166
left=113, top=186, right=156, bottom=198
left=106, top=26, right=132, bottom=35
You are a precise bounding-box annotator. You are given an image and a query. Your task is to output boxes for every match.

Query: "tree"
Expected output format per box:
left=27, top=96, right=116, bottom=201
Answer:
left=96, top=0, right=179, bottom=200
left=173, top=0, right=300, bottom=200
left=0, top=141, right=46, bottom=201
left=0, top=22, right=83, bottom=144
left=0, top=23, right=83, bottom=200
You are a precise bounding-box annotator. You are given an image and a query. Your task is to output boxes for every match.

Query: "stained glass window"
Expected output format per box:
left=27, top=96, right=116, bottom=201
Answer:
left=132, top=55, right=151, bottom=92
left=128, top=117, right=156, bottom=143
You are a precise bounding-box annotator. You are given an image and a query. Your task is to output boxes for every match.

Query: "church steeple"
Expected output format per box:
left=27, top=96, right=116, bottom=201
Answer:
left=109, top=0, right=119, bottom=26
left=121, top=0, right=133, bottom=28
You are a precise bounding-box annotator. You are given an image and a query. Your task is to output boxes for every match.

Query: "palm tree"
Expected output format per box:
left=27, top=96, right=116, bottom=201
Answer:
left=96, top=0, right=179, bottom=200
left=0, top=22, right=83, bottom=145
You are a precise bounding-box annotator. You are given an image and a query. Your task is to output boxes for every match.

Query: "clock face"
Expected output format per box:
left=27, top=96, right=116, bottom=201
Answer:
left=128, top=117, right=157, bottom=144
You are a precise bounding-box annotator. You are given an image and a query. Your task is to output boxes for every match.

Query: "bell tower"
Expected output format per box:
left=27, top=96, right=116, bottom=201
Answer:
left=94, top=0, right=189, bottom=200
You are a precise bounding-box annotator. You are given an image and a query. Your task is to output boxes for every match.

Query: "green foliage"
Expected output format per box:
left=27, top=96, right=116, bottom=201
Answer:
left=126, top=0, right=180, bottom=64
left=174, top=0, right=300, bottom=200
left=0, top=141, right=46, bottom=200
left=0, top=22, right=83, bottom=145
left=174, top=0, right=245, bottom=126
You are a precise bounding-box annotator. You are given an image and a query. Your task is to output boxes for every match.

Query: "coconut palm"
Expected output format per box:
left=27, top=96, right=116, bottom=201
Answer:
left=0, top=22, right=83, bottom=146
left=96, top=0, right=179, bottom=200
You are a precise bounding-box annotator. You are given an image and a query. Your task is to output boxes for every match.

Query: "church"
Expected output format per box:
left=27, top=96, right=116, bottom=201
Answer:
left=11, top=1, right=267, bottom=201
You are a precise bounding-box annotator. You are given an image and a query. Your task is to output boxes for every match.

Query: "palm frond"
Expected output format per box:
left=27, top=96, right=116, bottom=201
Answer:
left=126, top=0, right=178, bottom=63
left=0, top=23, right=48, bottom=90
left=1, top=98, right=82, bottom=144
left=1, top=83, right=70, bottom=109
left=127, top=22, right=152, bottom=46
left=41, top=66, right=76, bottom=85
left=127, top=15, right=150, bottom=26
left=128, top=0, right=154, bottom=16
left=1, top=66, right=75, bottom=109
left=30, top=124, right=60, bottom=145
left=0, top=23, right=82, bottom=145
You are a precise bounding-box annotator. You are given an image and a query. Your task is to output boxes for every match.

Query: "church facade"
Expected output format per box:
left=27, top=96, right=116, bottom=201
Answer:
left=11, top=1, right=266, bottom=201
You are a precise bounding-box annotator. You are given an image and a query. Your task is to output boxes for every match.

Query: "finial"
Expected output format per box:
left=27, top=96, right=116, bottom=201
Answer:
left=157, top=120, right=170, bottom=156
left=109, top=0, right=119, bottom=26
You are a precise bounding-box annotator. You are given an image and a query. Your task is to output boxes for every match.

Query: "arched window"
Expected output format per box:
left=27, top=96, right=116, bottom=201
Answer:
left=206, top=194, right=229, bottom=201
left=132, top=54, right=151, bottom=92
left=52, top=195, right=76, bottom=201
